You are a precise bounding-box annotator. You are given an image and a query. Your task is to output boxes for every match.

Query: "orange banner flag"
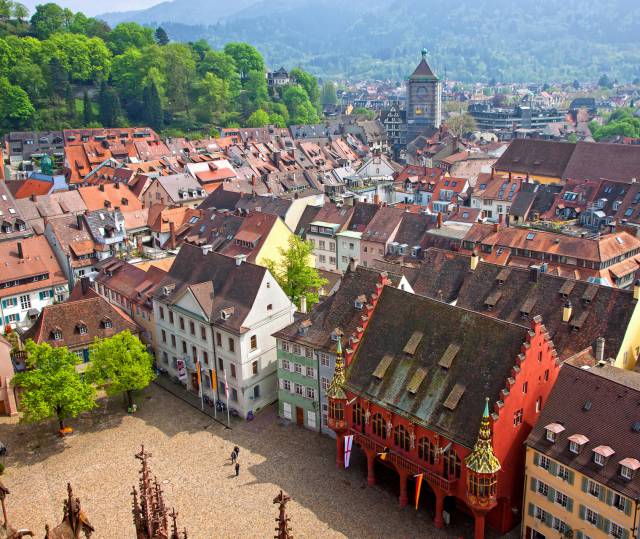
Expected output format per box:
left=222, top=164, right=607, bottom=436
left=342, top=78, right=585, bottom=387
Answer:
left=414, top=474, right=423, bottom=510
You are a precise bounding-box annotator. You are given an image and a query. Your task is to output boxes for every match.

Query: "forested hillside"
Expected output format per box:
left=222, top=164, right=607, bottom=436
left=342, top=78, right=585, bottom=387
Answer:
left=103, top=0, right=640, bottom=83
left=0, top=1, right=321, bottom=135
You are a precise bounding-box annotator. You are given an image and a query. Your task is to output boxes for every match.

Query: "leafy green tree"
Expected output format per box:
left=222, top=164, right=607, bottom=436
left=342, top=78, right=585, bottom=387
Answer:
left=320, top=81, right=337, bottom=106
left=598, top=74, right=613, bottom=89
left=44, top=33, right=111, bottom=82
left=8, top=61, right=46, bottom=101
left=142, top=79, right=163, bottom=130
left=352, top=107, right=374, bottom=120
left=64, top=83, right=75, bottom=120
left=190, top=38, right=210, bottom=60
left=445, top=113, right=477, bottom=138
left=12, top=2, right=28, bottom=22
left=68, top=12, right=110, bottom=39
left=0, top=76, right=34, bottom=129
left=87, top=331, right=155, bottom=410
left=82, top=89, right=92, bottom=124
left=223, top=42, right=264, bottom=80
left=162, top=42, right=195, bottom=114
left=194, top=71, right=230, bottom=124
left=281, top=84, right=319, bottom=124
left=30, top=3, right=72, bottom=39
left=98, top=80, right=121, bottom=127
left=241, top=69, right=268, bottom=117
left=265, top=235, right=327, bottom=311
left=269, top=112, right=286, bottom=128
left=247, top=108, right=269, bottom=127
left=12, top=340, right=96, bottom=431
left=107, top=22, right=154, bottom=55
left=290, top=67, right=320, bottom=108
left=198, top=50, right=240, bottom=97
left=154, top=26, right=169, bottom=46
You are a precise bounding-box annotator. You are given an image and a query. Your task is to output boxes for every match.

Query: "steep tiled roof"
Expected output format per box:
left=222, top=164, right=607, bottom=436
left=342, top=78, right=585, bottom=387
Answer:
left=152, top=243, right=266, bottom=332
left=494, top=139, right=575, bottom=178
left=410, top=58, right=438, bottom=80
left=219, top=211, right=279, bottom=263
left=0, top=182, right=33, bottom=240
left=0, top=236, right=67, bottom=298
left=78, top=184, right=142, bottom=212
left=527, top=363, right=640, bottom=498
left=396, top=249, right=635, bottom=361
left=564, top=141, right=640, bottom=183
left=46, top=215, right=96, bottom=268
left=347, top=202, right=379, bottom=232
left=94, top=258, right=166, bottom=309
left=274, top=266, right=392, bottom=353
left=346, top=286, right=530, bottom=448
left=361, top=206, right=404, bottom=242
left=24, top=295, right=138, bottom=349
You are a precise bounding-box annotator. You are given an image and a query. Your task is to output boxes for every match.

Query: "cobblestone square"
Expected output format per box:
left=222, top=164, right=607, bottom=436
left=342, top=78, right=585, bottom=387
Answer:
left=0, top=384, right=516, bottom=538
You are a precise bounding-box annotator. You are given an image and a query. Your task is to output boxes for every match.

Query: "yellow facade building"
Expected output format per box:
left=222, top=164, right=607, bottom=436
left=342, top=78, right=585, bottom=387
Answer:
left=523, top=363, right=640, bottom=539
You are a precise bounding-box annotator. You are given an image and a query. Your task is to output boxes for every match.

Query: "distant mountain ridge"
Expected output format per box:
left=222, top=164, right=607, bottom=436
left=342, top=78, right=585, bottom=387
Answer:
left=100, top=0, right=640, bottom=83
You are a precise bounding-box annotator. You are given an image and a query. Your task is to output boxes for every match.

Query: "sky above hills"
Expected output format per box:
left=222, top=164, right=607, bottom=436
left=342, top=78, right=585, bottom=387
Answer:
left=21, top=0, right=159, bottom=16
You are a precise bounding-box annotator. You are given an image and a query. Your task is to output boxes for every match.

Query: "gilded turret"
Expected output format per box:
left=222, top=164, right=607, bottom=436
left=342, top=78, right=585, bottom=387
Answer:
left=326, top=336, right=346, bottom=400
left=465, top=398, right=501, bottom=539
left=465, top=398, right=501, bottom=475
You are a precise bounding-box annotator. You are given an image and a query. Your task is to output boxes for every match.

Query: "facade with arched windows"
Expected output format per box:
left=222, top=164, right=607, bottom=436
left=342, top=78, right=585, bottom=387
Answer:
left=326, top=286, right=560, bottom=538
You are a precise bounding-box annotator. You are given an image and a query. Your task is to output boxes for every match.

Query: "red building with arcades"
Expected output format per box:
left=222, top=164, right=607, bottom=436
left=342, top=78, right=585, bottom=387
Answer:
left=327, top=285, right=560, bottom=538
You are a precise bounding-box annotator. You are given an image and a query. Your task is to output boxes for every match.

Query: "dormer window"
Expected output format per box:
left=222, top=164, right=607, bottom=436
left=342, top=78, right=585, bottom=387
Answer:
left=593, top=445, right=615, bottom=467
left=220, top=307, right=234, bottom=320
left=52, top=329, right=62, bottom=340
left=77, top=323, right=87, bottom=335
left=354, top=295, right=366, bottom=310
left=102, top=317, right=112, bottom=329
left=568, top=434, right=589, bottom=454
left=619, top=458, right=640, bottom=480
left=545, top=423, right=565, bottom=443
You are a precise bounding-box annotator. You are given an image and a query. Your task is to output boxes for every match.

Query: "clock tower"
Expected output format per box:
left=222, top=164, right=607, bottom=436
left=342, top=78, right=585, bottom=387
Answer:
left=406, top=48, right=441, bottom=144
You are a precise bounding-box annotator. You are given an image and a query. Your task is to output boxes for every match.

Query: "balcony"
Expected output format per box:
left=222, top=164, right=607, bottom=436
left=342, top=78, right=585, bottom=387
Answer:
left=352, top=430, right=458, bottom=494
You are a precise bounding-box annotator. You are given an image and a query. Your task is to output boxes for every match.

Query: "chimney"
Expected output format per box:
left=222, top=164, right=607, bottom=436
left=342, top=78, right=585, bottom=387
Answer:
left=99, top=184, right=105, bottom=192
left=168, top=221, right=176, bottom=250
left=349, top=257, right=358, bottom=272
left=80, top=276, right=90, bottom=296
left=374, top=193, right=380, bottom=205
left=299, top=295, right=307, bottom=314
left=634, top=279, right=640, bottom=301
left=498, top=213, right=504, bottom=224
left=115, top=182, right=120, bottom=189
left=76, top=214, right=83, bottom=230
left=595, top=337, right=605, bottom=362
left=437, top=212, right=442, bottom=229
left=470, top=249, right=479, bottom=271
left=493, top=222, right=500, bottom=233
left=235, top=254, right=247, bottom=266
left=16, top=241, right=23, bottom=259
left=529, top=265, right=540, bottom=283
left=562, top=300, right=573, bottom=323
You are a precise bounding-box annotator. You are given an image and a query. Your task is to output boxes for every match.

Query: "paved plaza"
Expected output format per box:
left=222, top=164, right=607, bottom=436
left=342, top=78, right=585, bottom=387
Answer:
left=0, top=384, right=517, bottom=538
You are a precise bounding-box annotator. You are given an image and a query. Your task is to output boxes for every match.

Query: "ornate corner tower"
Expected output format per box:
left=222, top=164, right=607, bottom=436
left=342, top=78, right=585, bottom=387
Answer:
left=464, top=398, right=501, bottom=539
left=406, top=48, right=442, bottom=144
left=326, top=337, right=349, bottom=467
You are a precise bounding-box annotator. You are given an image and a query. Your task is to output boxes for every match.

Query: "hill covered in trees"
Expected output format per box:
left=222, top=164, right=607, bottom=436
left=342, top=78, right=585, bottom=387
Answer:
left=102, top=0, right=640, bottom=83
left=0, top=1, right=322, bottom=135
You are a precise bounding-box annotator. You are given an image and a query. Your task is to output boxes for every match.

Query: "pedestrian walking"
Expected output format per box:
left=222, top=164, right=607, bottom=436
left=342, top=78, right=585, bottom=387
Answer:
left=230, top=450, right=236, bottom=464
left=235, top=461, right=240, bottom=477
left=234, top=445, right=240, bottom=457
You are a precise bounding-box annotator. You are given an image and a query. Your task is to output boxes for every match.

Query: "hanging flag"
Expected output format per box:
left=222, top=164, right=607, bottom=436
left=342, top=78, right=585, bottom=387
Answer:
left=210, top=368, right=216, bottom=390
left=224, top=369, right=229, bottom=399
left=196, top=359, right=202, bottom=388
left=377, top=448, right=389, bottom=461
left=414, top=473, right=423, bottom=510
left=344, top=435, right=354, bottom=468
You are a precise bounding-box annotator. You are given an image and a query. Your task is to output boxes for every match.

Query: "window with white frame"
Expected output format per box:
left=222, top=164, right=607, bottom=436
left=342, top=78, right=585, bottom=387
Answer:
left=281, top=359, right=290, bottom=371
left=534, top=506, right=548, bottom=522
left=294, top=363, right=302, bottom=374
left=293, top=344, right=301, bottom=355
left=19, top=294, right=31, bottom=310
left=281, top=341, right=290, bottom=352
left=318, top=353, right=329, bottom=367
left=558, top=464, right=570, bottom=481
left=305, top=347, right=313, bottom=359
left=282, top=380, right=291, bottom=392
left=570, top=441, right=580, bottom=454
left=594, top=452, right=605, bottom=466
left=294, top=383, right=303, bottom=396
left=321, top=377, right=330, bottom=391
left=539, top=454, right=550, bottom=470
left=585, top=507, right=598, bottom=525
left=552, top=518, right=568, bottom=533
left=611, top=522, right=624, bottom=539
left=588, top=480, right=601, bottom=498
left=555, top=490, right=568, bottom=508
left=305, top=387, right=315, bottom=400
left=306, top=366, right=315, bottom=378
left=613, top=493, right=627, bottom=512
left=620, top=466, right=632, bottom=480
left=537, top=480, right=549, bottom=496
left=307, top=410, right=316, bottom=428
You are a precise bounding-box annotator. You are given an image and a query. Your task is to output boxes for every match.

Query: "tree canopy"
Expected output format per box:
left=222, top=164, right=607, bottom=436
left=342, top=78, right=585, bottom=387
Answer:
left=0, top=2, right=320, bottom=135
left=590, top=108, right=640, bottom=141
left=12, top=340, right=96, bottom=431
left=265, top=235, right=327, bottom=311
left=87, top=330, right=155, bottom=409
